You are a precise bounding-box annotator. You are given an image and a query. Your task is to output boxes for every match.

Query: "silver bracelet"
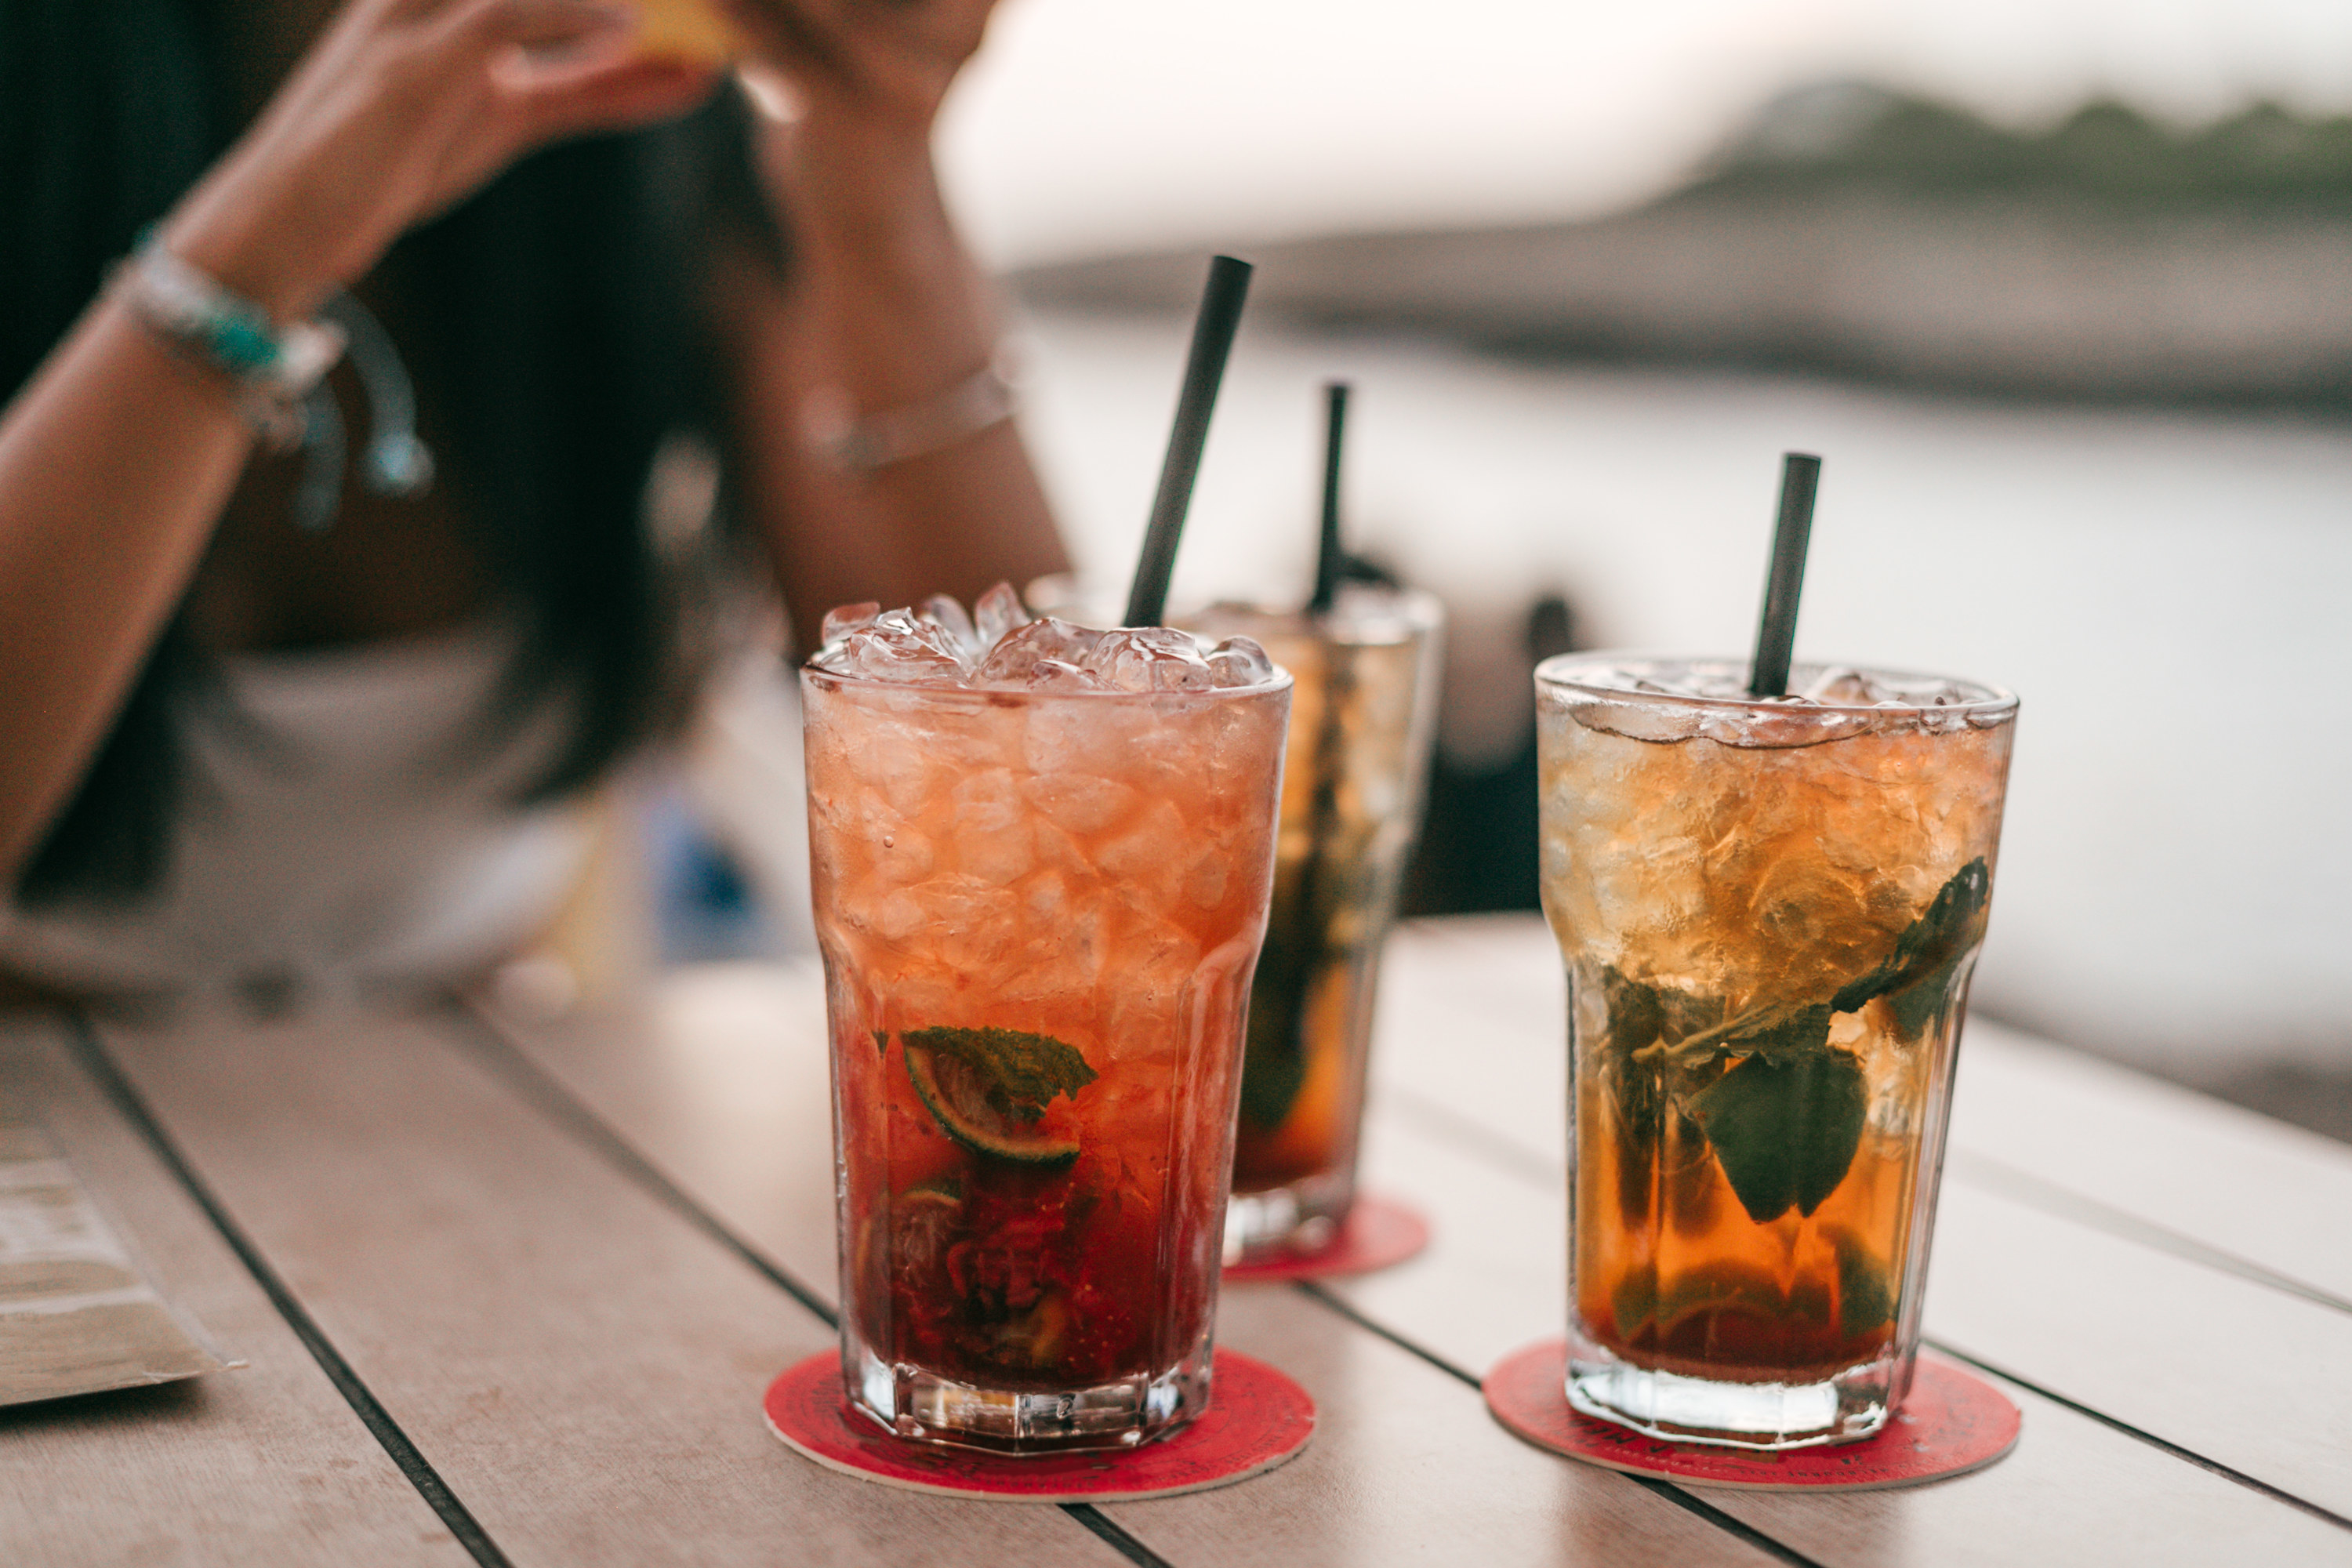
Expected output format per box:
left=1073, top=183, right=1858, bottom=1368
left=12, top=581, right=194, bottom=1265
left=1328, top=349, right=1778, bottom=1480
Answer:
left=112, top=238, right=347, bottom=448
left=808, top=352, right=1018, bottom=474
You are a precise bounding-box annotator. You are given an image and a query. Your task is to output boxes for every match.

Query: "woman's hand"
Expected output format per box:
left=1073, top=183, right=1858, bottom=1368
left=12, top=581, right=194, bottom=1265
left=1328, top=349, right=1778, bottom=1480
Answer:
left=165, top=0, right=720, bottom=319
left=721, top=0, right=1000, bottom=136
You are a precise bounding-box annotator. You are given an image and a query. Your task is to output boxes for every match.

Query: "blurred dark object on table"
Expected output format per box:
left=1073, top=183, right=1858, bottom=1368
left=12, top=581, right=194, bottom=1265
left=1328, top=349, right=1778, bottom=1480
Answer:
left=1402, top=592, right=1578, bottom=917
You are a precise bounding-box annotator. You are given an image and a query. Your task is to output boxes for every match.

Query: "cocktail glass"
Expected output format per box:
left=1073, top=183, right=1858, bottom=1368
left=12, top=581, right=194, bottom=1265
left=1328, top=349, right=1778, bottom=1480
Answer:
left=1536, top=655, right=2016, bottom=1450
left=1189, top=587, right=1443, bottom=1261
left=803, top=594, right=1291, bottom=1452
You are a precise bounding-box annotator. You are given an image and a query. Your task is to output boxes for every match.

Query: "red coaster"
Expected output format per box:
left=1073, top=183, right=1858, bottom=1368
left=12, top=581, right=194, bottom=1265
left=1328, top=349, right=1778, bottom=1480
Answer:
left=764, top=1348, right=1314, bottom=1503
left=1223, top=1193, right=1431, bottom=1283
left=1483, top=1339, right=2019, bottom=1491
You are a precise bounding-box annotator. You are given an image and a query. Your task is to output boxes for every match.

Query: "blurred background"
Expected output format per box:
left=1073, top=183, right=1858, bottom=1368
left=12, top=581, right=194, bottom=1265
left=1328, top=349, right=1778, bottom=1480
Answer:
left=663, top=0, right=2352, bottom=1134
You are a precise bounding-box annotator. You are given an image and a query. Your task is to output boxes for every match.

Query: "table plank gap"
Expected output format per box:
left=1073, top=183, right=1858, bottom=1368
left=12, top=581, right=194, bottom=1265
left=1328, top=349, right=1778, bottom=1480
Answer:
left=1290, top=1283, right=1828, bottom=1568
left=1925, top=1339, right=2352, bottom=1535
left=1386, top=1059, right=2352, bottom=1338
left=60, top=1012, right=514, bottom=1568
left=444, top=1000, right=839, bottom=1330
left=447, top=998, right=1187, bottom=1567
left=1341, top=1090, right=2352, bottom=1562
left=1063, top=1504, right=1180, bottom=1568
left=1293, top=1279, right=1481, bottom=1387
left=1947, top=1150, right=2352, bottom=1320
left=487, top=964, right=1794, bottom=1565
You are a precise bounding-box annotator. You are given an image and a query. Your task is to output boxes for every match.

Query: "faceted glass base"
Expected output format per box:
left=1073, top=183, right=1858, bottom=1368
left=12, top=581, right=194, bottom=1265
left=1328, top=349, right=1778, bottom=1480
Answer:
left=1223, top=1169, right=1353, bottom=1265
left=1565, top=1338, right=1900, bottom=1451
left=844, top=1333, right=1210, bottom=1455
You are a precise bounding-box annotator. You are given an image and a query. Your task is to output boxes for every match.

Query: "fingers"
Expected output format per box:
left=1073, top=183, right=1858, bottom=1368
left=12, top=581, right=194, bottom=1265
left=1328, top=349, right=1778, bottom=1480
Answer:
left=718, top=0, right=854, bottom=83
left=507, top=58, right=721, bottom=143
left=426, top=0, right=637, bottom=60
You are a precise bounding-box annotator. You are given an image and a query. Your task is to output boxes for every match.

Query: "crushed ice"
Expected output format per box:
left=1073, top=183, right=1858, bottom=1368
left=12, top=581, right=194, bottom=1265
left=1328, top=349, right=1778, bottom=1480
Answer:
left=810, top=583, right=1281, bottom=693
left=1548, top=659, right=2007, bottom=747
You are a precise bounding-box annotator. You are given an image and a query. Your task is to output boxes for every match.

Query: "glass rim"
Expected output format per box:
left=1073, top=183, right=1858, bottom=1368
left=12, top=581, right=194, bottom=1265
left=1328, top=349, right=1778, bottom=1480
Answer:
left=801, top=662, right=1294, bottom=703
left=1185, top=584, right=1446, bottom=642
left=1535, top=652, right=2016, bottom=720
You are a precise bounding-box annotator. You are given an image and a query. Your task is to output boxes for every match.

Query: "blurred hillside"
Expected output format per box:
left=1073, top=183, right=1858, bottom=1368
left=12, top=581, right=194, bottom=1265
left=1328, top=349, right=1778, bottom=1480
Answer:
left=1012, top=85, right=2352, bottom=407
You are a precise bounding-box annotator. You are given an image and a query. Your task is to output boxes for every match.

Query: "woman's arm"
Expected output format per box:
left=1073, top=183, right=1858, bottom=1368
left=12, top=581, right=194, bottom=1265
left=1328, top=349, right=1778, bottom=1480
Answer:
left=716, top=0, right=1067, bottom=644
left=0, top=0, right=716, bottom=883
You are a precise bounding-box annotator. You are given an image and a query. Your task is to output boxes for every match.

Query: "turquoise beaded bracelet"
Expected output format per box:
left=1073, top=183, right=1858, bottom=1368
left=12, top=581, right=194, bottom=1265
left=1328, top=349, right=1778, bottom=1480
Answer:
left=113, top=237, right=346, bottom=447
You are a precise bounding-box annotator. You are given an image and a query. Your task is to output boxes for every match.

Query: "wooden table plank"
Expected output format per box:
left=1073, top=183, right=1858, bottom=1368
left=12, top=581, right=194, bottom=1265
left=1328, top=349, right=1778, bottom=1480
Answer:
left=1925, top=1181, right=2352, bottom=1517
left=1369, top=917, right=2352, bottom=1522
left=93, top=1007, right=1105, bottom=1568
left=1333, top=1102, right=2352, bottom=1565
left=0, top=1014, right=471, bottom=1568
left=1110, top=1287, right=1786, bottom=1568
left=487, top=964, right=1798, bottom=1565
left=1370, top=918, right=1568, bottom=1172
left=1374, top=920, right=2352, bottom=1323
left=1949, top=1022, right=2352, bottom=1307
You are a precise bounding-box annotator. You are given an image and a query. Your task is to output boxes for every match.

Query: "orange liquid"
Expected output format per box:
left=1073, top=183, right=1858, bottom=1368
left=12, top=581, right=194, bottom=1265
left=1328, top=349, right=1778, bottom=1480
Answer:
left=1574, top=1061, right=1916, bottom=1383
left=1539, top=665, right=2014, bottom=1396
left=807, top=674, right=1287, bottom=1391
left=1211, top=608, right=1432, bottom=1203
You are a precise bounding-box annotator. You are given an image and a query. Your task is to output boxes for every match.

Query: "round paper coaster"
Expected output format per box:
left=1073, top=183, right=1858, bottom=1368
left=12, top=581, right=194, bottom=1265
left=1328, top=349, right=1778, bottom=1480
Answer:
left=1223, top=1193, right=1431, bottom=1284
left=764, top=1348, right=1315, bottom=1503
left=1483, top=1339, right=2019, bottom=1491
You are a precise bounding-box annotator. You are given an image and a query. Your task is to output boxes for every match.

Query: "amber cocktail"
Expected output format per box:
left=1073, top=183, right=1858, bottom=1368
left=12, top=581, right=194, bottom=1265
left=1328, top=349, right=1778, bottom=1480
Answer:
left=1537, top=656, right=2016, bottom=1448
left=804, top=587, right=1290, bottom=1451
left=1190, top=587, right=1442, bottom=1261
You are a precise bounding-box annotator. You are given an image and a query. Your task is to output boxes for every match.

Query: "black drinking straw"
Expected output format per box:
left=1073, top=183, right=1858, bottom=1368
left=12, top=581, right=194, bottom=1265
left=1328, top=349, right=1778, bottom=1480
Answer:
left=1123, top=255, right=1254, bottom=628
left=1307, top=381, right=1350, bottom=615
left=1748, top=452, right=1823, bottom=699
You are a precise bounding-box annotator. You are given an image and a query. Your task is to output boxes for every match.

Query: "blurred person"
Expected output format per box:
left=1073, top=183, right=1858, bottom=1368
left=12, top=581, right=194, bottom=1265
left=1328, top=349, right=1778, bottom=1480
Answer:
left=0, top=0, right=1065, bottom=1011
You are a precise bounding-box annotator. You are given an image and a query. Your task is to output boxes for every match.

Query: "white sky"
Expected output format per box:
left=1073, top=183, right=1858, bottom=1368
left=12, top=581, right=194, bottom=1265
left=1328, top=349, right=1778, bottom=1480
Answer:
left=938, top=0, right=2352, bottom=267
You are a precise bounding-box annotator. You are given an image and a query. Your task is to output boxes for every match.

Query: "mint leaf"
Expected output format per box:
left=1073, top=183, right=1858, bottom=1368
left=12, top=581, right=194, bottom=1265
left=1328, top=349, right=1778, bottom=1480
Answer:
left=1831, top=858, right=1990, bottom=1016
left=1664, top=999, right=1831, bottom=1067
left=1686, top=1008, right=1864, bottom=1224
left=1886, top=952, right=1967, bottom=1040
left=873, top=1029, right=890, bottom=1057
left=1602, top=965, right=1668, bottom=1054
left=899, top=1026, right=1098, bottom=1123
left=1595, top=968, right=1668, bottom=1225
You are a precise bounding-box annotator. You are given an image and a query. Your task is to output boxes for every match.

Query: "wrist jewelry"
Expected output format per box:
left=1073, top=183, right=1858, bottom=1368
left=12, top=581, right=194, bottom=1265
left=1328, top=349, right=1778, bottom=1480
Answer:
left=112, top=237, right=347, bottom=449
left=809, top=351, right=1018, bottom=474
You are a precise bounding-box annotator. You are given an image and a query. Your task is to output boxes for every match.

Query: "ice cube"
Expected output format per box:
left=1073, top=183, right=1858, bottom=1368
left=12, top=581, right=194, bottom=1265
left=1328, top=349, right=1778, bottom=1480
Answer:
left=1022, top=772, right=1143, bottom=835
left=972, top=618, right=1105, bottom=687
left=1026, top=659, right=1102, bottom=693
left=1206, top=635, right=1274, bottom=688
left=1801, top=666, right=1874, bottom=705
left=1083, top=628, right=1212, bottom=693
left=819, top=601, right=881, bottom=646
left=918, top=594, right=982, bottom=660
left=950, top=768, right=1035, bottom=885
left=818, top=608, right=970, bottom=684
left=974, top=581, right=1032, bottom=652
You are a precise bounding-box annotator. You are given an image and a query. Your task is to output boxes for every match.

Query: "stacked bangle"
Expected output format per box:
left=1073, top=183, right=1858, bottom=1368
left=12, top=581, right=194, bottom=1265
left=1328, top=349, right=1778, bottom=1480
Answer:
left=809, top=352, right=1018, bottom=474
left=112, top=237, right=346, bottom=448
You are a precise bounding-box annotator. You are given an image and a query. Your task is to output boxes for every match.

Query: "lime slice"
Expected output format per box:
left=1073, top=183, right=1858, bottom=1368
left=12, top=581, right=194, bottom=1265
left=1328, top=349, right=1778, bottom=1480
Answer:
left=905, top=1044, right=1081, bottom=1169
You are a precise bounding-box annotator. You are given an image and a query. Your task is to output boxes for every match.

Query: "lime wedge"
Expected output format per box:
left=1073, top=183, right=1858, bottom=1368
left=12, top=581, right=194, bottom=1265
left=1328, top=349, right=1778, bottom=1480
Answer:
left=905, top=1044, right=1081, bottom=1169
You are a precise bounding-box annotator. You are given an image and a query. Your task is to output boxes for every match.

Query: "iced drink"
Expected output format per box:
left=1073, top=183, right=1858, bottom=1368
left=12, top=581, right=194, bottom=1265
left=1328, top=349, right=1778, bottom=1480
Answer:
left=804, top=586, right=1290, bottom=1451
left=1537, top=656, right=2016, bottom=1448
left=1189, top=587, right=1443, bottom=1261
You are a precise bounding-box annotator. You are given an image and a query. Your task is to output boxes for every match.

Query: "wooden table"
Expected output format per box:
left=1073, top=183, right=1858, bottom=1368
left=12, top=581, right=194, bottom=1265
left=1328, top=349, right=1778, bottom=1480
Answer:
left=5, top=914, right=2350, bottom=1566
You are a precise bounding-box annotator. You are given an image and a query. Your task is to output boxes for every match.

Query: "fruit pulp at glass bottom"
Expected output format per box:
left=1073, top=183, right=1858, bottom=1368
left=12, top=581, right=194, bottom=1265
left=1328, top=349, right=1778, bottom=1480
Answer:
left=1576, top=1085, right=1917, bottom=1385
left=841, top=1032, right=1226, bottom=1395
